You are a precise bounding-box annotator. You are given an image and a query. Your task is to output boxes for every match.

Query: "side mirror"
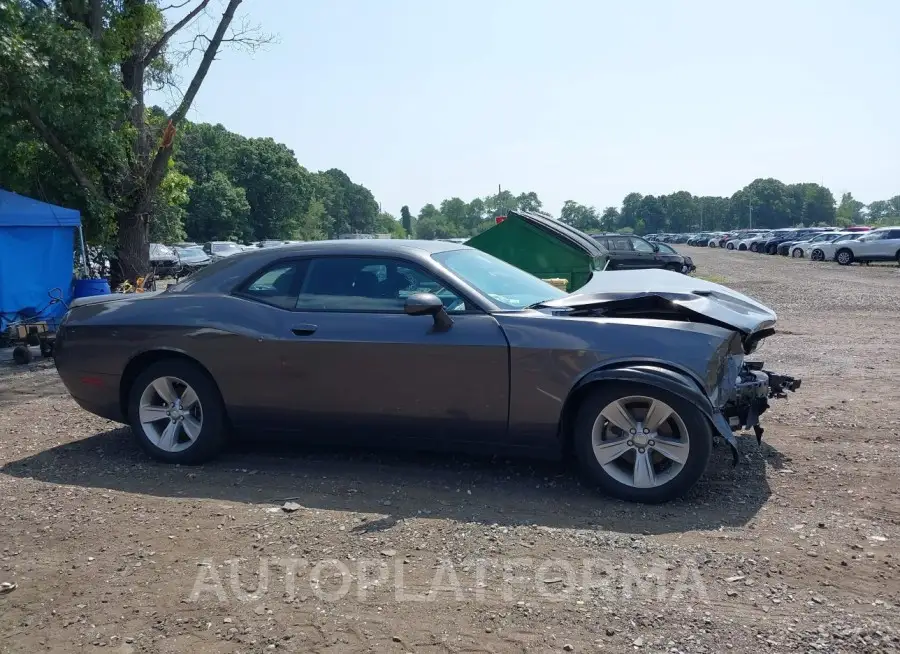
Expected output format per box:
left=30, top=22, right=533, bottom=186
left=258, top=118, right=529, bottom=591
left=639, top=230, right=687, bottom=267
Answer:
left=404, top=293, right=453, bottom=331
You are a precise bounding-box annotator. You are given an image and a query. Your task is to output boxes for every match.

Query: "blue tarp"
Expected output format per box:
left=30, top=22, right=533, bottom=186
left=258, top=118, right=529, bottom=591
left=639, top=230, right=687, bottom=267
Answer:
left=0, top=190, right=80, bottom=331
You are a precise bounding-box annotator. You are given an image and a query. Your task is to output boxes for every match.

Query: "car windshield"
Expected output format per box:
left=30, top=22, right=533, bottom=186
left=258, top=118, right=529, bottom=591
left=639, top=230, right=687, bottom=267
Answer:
left=176, top=246, right=204, bottom=256
left=150, top=244, right=174, bottom=257
left=213, top=243, right=242, bottom=253
left=432, top=248, right=567, bottom=310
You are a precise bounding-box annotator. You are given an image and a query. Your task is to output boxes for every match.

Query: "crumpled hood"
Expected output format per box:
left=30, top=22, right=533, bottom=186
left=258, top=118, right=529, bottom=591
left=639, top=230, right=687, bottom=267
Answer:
left=541, top=269, right=776, bottom=341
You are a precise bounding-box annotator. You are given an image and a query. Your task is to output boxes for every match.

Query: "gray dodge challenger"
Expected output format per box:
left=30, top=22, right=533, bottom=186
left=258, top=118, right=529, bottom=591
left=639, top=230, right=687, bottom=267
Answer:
left=54, top=240, right=800, bottom=503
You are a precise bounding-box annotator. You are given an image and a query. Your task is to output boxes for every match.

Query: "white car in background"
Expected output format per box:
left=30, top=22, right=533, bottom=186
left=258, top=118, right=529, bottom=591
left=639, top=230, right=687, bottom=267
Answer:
left=806, top=232, right=862, bottom=261
left=832, top=226, right=900, bottom=265
left=732, top=232, right=770, bottom=251
left=789, top=231, right=846, bottom=258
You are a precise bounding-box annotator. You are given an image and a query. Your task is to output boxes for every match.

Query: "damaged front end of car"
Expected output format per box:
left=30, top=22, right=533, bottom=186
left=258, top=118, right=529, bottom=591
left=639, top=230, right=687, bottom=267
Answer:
left=710, top=339, right=802, bottom=465
left=540, top=270, right=803, bottom=463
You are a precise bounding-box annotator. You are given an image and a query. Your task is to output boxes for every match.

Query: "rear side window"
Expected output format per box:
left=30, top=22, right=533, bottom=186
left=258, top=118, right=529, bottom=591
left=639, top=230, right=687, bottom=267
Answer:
left=237, top=260, right=310, bottom=310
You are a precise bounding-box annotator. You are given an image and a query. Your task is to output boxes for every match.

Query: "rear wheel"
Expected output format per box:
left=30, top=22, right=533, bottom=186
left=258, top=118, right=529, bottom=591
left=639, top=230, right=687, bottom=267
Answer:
left=726, top=242, right=735, bottom=250
left=791, top=248, right=804, bottom=258
left=836, top=249, right=854, bottom=266
left=572, top=383, right=713, bottom=503
left=749, top=243, right=759, bottom=252
left=127, top=359, right=227, bottom=464
left=765, top=245, right=777, bottom=255
left=12, top=345, right=32, bottom=365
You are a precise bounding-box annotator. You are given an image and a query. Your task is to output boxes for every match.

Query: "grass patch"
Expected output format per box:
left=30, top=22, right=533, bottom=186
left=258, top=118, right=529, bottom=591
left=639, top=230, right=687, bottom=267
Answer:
left=690, top=273, right=728, bottom=284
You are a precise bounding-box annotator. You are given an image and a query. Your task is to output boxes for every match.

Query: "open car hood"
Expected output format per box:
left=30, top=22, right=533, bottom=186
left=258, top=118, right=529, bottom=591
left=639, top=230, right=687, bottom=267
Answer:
left=540, top=269, right=777, bottom=352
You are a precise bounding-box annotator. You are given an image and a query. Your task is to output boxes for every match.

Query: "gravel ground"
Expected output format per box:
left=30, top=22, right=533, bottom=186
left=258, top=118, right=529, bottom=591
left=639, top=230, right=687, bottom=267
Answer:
left=1, top=248, right=899, bottom=654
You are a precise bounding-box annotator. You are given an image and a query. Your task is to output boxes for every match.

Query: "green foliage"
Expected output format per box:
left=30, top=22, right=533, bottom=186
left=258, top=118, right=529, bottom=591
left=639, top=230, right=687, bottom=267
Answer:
left=375, top=212, right=407, bottom=239
left=400, top=205, right=415, bottom=237
left=184, top=171, right=250, bottom=242
left=149, top=160, right=191, bottom=243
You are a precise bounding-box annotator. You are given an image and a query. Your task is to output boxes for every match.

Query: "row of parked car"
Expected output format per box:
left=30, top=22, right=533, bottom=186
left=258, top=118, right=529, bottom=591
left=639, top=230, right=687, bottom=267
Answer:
left=649, top=225, right=900, bottom=266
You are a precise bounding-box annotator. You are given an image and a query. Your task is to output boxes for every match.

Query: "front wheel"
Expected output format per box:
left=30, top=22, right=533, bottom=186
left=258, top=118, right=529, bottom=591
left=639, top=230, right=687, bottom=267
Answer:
left=127, top=359, right=227, bottom=464
left=811, top=249, right=824, bottom=261
left=835, top=249, right=854, bottom=266
left=572, top=383, right=713, bottom=503
left=749, top=243, right=759, bottom=252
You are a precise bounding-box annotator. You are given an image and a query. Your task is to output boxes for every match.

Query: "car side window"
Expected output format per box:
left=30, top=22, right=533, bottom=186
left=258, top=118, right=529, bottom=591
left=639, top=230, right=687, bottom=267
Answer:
left=295, top=257, right=467, bottom=313
left=887, top=230, right=900, bottom=240
left=608, top=237, right=633, bottom=251
left=238, top=260, right=310, bottom=310
left=630, top=237, right=655, bottom=253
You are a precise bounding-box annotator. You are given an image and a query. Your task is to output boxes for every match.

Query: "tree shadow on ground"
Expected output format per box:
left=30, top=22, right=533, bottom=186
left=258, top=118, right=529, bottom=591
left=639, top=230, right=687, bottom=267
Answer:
left=1, top=428, right=785, bottom=536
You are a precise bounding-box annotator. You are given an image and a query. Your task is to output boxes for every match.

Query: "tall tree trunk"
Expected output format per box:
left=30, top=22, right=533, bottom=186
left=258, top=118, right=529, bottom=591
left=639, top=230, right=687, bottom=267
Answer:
left=114, top=208, right=150, bottom=287
left=113, top=0, right=242, bottom=283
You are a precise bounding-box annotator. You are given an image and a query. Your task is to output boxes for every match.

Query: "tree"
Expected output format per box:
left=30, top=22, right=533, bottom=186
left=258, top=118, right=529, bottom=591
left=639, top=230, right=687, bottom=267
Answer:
left=416, top=214, right=463, bottom=240
left=150, top=161, right=191, bottom=243
left=0, top=0, right=268, bottom=280
left=598, top=207, right=620, bottom=231
left=559, top=201, right=601, bottom=231
left=231, top=138, right=313, bottom=240
left=184, top=171, right=250, bottom=242
left=836, top=192, right=865, bottom=226
left=400, top=205, right=415, bottom=237
left=375, top=212, right=407, bottom=239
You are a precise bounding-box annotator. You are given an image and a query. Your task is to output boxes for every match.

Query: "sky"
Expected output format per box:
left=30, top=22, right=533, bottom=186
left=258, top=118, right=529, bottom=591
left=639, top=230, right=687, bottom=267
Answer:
left=156, top=0, right=900, bottom=217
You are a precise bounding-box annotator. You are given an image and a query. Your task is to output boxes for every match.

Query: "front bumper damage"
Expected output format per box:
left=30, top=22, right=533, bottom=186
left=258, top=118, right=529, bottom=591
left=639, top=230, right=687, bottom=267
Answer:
left=712, top=361, right=802, bottom=465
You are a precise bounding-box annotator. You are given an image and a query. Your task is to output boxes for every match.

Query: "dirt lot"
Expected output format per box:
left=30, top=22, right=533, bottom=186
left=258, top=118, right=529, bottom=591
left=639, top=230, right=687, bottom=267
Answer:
left=1, top=248, right=899, bottom=654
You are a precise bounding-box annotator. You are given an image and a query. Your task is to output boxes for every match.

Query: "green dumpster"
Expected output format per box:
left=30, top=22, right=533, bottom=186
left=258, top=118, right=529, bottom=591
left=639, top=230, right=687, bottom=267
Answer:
left=466, top=210, right=609, bottom=292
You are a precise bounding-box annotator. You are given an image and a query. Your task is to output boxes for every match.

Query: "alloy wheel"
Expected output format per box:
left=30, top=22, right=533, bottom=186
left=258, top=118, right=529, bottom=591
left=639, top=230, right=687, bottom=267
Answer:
left=591, top=396, right=690, bottom=489
left=138, top=376, right=204, bottom=453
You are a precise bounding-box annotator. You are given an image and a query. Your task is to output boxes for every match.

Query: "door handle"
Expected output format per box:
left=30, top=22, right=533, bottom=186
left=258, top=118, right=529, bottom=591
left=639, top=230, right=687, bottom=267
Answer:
left=291, top=324, right=318, bottom=336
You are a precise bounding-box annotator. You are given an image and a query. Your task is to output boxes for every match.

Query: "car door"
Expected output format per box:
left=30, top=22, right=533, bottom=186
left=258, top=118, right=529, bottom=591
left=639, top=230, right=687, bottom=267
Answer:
left=233, top=255, right=511, bottom=447
left=627, top=236, right=661, bottom=268
left=884, top=230, right=900, bottom=260
left=852, top=231, right=887, bottom=259
left=869, top=230, right=900, bottom=259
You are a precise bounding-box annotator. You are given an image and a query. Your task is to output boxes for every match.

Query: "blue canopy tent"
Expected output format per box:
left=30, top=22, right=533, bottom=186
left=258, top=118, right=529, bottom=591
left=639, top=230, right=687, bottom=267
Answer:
left=0, top=190, right=87, bottom=332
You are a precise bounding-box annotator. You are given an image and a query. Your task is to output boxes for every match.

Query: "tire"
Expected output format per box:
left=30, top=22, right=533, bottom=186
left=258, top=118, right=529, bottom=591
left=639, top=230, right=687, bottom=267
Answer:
left=811, top=249, right=824, bottom=261
left=749, top=243, right=759, bottom=252
left=738, top=244, right=747, bottom=251
left=791, top=248, right=803, bottom=258
left=127, top=359, right=227, bottom=464
left=12, top=345, right=32, bottom=365
left=664, top=263, right=682, bottom=273
left=572, top=382, right=713, bottom=503
left=835, top=249, right=854, bottom=266
left=766, top=245, right=777, bottom=255
left=726, top=242, right=735, bottom=250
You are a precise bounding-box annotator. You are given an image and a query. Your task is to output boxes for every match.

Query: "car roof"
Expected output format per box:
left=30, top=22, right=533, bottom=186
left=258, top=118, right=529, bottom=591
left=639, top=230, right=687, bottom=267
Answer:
left=258, top=239, right=466, bottom=256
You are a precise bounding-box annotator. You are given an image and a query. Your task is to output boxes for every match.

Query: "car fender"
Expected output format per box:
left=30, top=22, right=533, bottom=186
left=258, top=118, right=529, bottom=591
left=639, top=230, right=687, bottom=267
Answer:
left=572, top=363, right=713, bottom=415
left=567, top=363, right=741, bottom=463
